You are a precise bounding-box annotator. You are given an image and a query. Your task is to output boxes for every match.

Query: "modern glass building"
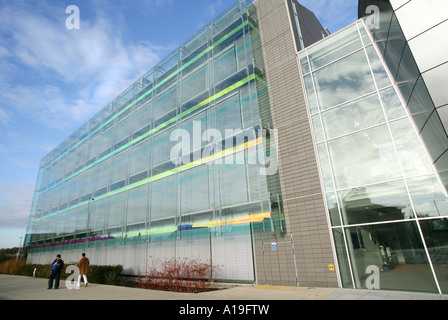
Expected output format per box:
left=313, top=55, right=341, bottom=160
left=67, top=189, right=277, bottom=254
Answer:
left=299, top=18, right=448, bottom=294
left=25, top=0, right=283, bottom=282
left=24, top=0, right=448, bottom=294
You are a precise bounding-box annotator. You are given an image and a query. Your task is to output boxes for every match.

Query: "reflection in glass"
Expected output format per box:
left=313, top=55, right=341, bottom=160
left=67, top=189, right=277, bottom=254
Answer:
left=435, top=151, right=448, bottom=191
left=307, top=25, right=362, bottom=70
left=214, top=48, right=237, bottom=84
left=180, top=165, right=210, bottom=214
left=303, top=74, right=318, bottom=114
left=311, top=115, right=324, bottom=143
left=357, top=21, right=371, bottom=46
left=380, top=86, right=406, bottom=120
left=317, top=143, right=333, bottom=192
left=154, top=86, right=177, bottom=120
left=299, top=53, right=310, bottom=74
left=420, top=111, right=448, bottom=162
left=332, top=228, right=353, bottom=288
left=395, top=43, right=420, bottom=103
left=365, top=45, right=391, bottom=89
left=389, top=118, right=434, bottom=177
left=407, top=175, right=448, bottom=218
left=420, top=219, right=448, bottom=293
left=321, top=93, right=385, bottom=139
left=181, top=66, right=207, bottom=103
left=328, top=125, right=402, bottom=189
left=326, top=192, right=341, bottom=226
left=344, top=222, right=439, bottom=293
left=338, top=180, right=414, bottom=225
left=407, top=76, right=436, bottom=131
left=383, top=13, right=406, bottom=79
left=313, top=50, right=376, bottom=110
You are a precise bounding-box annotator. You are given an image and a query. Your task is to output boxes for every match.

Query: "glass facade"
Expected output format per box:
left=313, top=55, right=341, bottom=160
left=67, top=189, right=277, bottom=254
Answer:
left=24, top=1, right=283, bottom=281
left=299, top=20, right=448, bottom=293
left=366, top=0, right=448, bottom=192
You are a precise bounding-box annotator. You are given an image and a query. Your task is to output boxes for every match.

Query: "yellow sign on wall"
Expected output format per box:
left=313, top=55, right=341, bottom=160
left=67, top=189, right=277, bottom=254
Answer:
left=328, top=264, right=335, bottom=271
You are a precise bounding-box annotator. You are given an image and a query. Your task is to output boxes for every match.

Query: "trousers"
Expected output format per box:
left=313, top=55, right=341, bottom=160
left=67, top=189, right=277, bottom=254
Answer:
left=48, top=270, right=61, bottom=289
left=77, top=274, right=88, bottom=287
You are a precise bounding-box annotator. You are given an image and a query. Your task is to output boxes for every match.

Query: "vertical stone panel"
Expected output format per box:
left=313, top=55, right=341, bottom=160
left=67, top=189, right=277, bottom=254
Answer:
left=253, top=0, right=338, bottom=288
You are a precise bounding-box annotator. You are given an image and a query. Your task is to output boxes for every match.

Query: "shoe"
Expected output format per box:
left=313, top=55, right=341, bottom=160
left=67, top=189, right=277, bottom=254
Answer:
left=85, top=283, right=88, bottom=287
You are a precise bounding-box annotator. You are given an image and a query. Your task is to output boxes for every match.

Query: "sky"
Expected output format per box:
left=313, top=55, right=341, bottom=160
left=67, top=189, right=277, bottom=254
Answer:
left=0, top=0, right=358, bottom=249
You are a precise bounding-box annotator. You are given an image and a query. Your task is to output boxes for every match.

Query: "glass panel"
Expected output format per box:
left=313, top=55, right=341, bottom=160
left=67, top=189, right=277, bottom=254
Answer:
left=107, top=193, right=126, bottom=228
left=214, top=47, right=237, bottom=84
left=219, top=152, right=248, bottom=206
left=380, top=87, right=406, bottom=120
left=154, top=86, right=177, bottom=120
left=303, top=74, right=319, bottom=114
left=420, top=111, right=448, bottom=162
left=365, top=45, right=391, bottom=89
left=313, top=50, right=376, bottom=110
left=115, top=117, right=131, bottom=142
left=311, top=115, right=324, bottom=143
left=94, top=162, right=110, bottom=188
left=307, top=25, right=363, bottom=70
left=129, top=141, right=150, bottom=176
left=328, top=125, right=402, bottom=189
left=110, top=153, right=128, bottom=184
left=299, top=54, right=310, bottom=75
left=395, top=43, right=420, bottom=103
left=126, top=185, right=148, bottom=225
left=408, top=76, right=435, bottom=131
left=338, top=180, right=414, bottom=225
left=389, top=118, right=434, bottom=177
left=326, top=192, right=341, bottom=226
left=150, top=176, right=177, bottom=221
left=332, top=228, right=354, bottom=288
left=133, top=103, right=152, bottom=133
left=321, top=93, right=385, bottom=139
left=407, top=175, right=448, bottom=218
left=215, top=94, right=242, bottom=134
left=90, top=198, right=107, bottom=232
left=316, top=143, right=333, bottom=192
left=180, top=165, right=210, bottom=213
left=435, top=151, right=448, bottom=191
left=152, top=131, right=173, bottom=165
left=357, top=21, right=372, bottom=46
left=181, top=66, right=207, bottom=104
left=419, top=219, right=448, bottom=294
left=345, top=222, right=439, bottom=293
left=383, top=13, right=407, bottom=79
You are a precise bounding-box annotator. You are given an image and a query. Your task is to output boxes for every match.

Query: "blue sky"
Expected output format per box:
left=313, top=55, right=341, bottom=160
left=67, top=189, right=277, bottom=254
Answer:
left=0, top=0, right=357, bottom=249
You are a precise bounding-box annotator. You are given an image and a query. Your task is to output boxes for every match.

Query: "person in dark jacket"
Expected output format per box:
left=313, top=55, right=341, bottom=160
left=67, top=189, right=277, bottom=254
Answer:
left=48, top=254, right=64, bottom=289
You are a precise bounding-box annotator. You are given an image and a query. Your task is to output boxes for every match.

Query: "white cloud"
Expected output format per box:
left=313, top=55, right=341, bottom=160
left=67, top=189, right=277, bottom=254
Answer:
left=0, top=1, right=167, bottom=130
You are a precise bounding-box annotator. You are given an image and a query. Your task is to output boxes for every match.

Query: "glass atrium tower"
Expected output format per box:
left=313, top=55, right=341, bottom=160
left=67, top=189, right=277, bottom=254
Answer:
left=24, top=0, right=448, bottom=294
left=299, top=0, right=448, bottom=293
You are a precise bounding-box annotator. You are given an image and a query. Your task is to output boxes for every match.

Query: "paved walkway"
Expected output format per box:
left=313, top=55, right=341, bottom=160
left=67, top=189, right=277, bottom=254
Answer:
left=0, top=274, right=447, bottom=301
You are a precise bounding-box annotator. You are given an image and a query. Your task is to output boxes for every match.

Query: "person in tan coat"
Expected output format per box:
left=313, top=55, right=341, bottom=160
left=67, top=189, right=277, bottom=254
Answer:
left=77, top=253, right=90, bottom=288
